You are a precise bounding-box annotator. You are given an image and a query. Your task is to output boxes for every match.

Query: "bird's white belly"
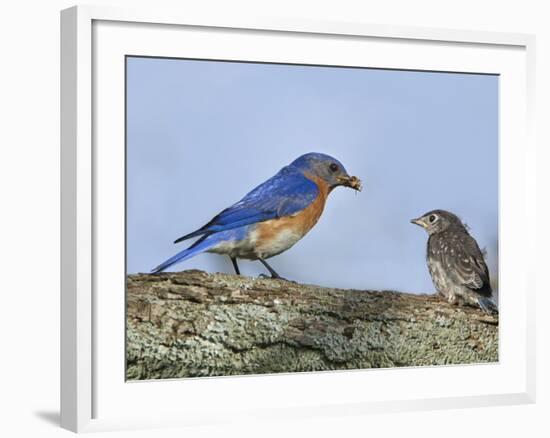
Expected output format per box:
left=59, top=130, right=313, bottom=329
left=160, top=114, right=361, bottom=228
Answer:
left=207, top=226, right=305, bottom=260
left=207, top=237, right=257, bottom=259
left=252, top=227, right=304, bottom=259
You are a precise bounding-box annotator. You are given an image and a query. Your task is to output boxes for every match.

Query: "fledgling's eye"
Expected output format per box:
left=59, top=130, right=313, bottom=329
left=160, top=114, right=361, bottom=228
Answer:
left=329, top=163, right=339, bottom=173
left=428, top=214, right=437, bottom=223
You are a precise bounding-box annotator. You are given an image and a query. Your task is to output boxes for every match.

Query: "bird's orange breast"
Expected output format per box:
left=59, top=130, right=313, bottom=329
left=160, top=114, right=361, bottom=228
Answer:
left=253, top=174, right=329, bottom=258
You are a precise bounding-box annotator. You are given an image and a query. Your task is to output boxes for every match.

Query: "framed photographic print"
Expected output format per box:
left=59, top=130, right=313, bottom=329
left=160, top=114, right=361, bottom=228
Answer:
left=61, top=5, right=536, bottom=433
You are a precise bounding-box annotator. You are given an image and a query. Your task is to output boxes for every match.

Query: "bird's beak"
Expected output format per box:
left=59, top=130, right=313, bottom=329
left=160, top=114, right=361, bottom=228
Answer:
left=337, top=175, right=362, bottom=191
left=410, top=217, right=425, bottom=228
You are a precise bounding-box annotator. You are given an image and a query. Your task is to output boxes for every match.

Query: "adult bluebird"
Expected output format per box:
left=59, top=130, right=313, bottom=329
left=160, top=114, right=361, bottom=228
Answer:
left=152, top=152, right=362, bottom=279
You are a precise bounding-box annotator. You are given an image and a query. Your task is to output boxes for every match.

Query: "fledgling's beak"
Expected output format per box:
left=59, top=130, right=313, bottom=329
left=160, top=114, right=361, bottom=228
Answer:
left=337, top=175, right=362, bottom=191
left=410, top=217, right=425, bottom=227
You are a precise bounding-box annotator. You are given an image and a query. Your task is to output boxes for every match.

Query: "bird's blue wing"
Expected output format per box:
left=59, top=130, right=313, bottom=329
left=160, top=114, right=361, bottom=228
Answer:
left=174, top=166, right=319, bottom=243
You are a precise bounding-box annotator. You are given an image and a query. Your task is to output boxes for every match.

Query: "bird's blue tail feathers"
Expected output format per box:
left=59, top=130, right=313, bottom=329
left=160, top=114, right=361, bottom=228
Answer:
left=151, top=234, right=220, bottom=273
left=477, top=296, right=499, bottom=315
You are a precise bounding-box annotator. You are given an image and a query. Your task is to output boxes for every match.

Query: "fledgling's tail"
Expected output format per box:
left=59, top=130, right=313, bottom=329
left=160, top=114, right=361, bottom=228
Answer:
left=151, top=234, right=218, bottom=273
left=477, top=296, right=499, bottom=316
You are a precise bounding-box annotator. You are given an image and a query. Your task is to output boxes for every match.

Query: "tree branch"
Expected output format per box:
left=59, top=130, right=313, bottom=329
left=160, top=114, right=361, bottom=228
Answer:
left=126, top=270, right=498, bottom=380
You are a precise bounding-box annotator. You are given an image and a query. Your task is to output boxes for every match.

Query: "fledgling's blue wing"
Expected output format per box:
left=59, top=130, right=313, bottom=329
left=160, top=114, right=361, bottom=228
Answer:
left=174, top=166, right=319, bottom=243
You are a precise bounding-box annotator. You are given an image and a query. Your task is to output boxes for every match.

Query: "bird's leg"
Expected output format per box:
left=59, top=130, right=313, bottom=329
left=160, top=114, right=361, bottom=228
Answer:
left=258, top=258, right=281, bottom=278
left=230, top=257, right=241, bottom=275
left=258, top=258, right=292, bottom=282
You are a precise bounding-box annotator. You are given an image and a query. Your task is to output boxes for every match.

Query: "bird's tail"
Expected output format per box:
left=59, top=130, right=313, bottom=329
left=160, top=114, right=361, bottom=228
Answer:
left=477, top=296, right=499, bottom=316
left=151, top=234, right=219, bottom=273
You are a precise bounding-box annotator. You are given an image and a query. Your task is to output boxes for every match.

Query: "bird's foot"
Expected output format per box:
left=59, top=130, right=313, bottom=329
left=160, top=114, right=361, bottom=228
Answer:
left=258, top=273, right=296, bottom=283
left=447, top=295, right=459, bottom=306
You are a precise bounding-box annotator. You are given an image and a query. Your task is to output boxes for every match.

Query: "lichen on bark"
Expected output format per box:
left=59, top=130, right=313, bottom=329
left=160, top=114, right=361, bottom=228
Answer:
left=126, top=270, right=498, bottom=380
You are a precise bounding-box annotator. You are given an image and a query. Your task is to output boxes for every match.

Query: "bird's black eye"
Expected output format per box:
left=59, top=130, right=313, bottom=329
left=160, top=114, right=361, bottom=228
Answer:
left=329, top=163, right=339, bottom=173
left=428, top=214, right=437, bottom=223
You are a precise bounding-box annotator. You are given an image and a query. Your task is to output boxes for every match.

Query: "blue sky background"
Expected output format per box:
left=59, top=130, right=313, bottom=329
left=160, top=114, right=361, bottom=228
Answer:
left=126, top=57, right=498, bottom=294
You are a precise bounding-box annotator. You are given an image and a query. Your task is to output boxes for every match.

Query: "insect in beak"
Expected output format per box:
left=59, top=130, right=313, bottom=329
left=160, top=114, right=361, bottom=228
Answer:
left=337, top=175, right=363, bottom=191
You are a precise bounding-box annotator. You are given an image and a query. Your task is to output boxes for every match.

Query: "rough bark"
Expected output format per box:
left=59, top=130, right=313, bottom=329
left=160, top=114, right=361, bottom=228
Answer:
left=126, top=270, right=498, bottom=380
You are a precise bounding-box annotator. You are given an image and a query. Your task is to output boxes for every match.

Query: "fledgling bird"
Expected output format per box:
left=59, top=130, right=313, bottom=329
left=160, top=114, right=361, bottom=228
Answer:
left=152, top=152, right=362, bottom=279
left=410, top=209, right=498, bottom=315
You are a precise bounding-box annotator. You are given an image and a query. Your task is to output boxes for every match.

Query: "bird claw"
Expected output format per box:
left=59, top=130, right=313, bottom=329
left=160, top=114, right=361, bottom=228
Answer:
left=258, top=273, right=295, bottom=283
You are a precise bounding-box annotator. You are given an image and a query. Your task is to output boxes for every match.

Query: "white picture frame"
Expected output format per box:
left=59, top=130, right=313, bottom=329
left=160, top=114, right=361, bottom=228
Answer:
left=60, top=4, right=536, bottom=433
